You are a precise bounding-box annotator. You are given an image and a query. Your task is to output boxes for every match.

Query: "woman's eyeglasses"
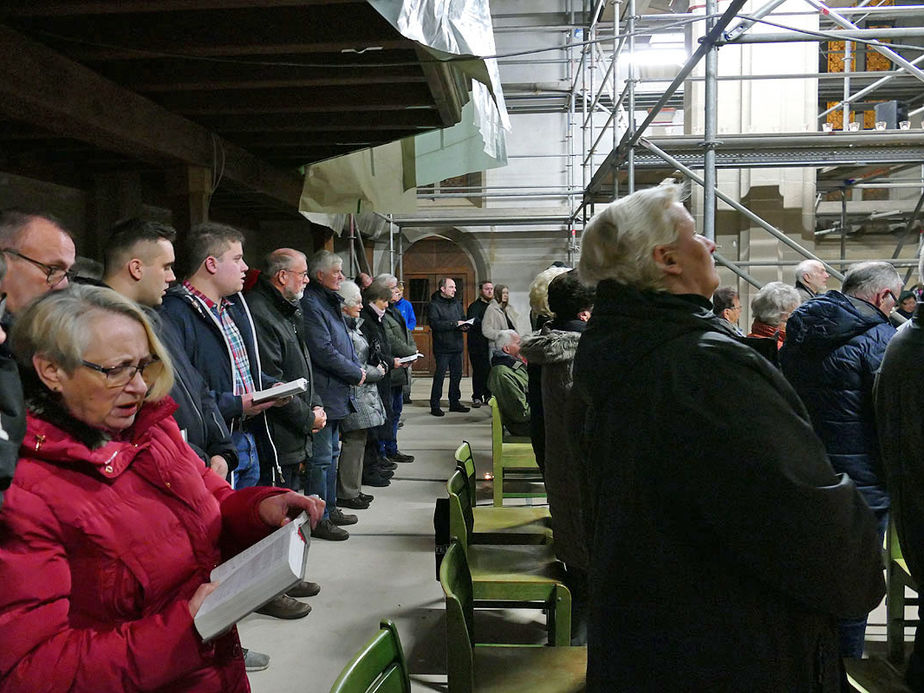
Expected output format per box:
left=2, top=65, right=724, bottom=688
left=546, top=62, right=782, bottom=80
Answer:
left=81, top=356, right=164, bottom=388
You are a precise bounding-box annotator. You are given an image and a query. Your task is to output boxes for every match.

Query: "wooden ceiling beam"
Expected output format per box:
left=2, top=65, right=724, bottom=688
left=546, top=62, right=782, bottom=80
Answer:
left=102, top=63, right=426, bottom=92
left=0, top=23, right=303, bottom=209
left=0, top=0, right=363, bottom=16
left=157, top=84, right=437, bottom=114
left=11, top=6, right=403, bottom=59
left=201, top=111, right=445, bottom=132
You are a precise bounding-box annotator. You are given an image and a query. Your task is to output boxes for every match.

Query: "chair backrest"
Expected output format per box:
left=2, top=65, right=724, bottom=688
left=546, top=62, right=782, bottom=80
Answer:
left=889, top=518, right=904, bottom=563
left=446, top=469, right=473, bottom=555
left=454, top=440, right=477, bottom=506
left=489, top=397, right=503, bottom=460
left=439, top=541, right=476, bottom=693
left=329, top=619, right=411, bottom=693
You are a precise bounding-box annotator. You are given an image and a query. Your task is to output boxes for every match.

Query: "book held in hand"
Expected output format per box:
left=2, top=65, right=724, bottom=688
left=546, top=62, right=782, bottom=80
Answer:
left=250, top=377, right=308, bottom=404
left=397, top=353, right=425, bottom=365
left=194, top=512, right=311, bottom=641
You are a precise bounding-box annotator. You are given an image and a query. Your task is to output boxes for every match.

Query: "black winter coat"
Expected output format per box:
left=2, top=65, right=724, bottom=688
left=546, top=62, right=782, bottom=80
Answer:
left=245, top=275, right=323, bottom=467
left=299, top=283, right=363, bottom=421
left=465, top=298, right=491, bottom=355
left=876, top=304, right=924, bottom=580
left=427, top=292, right=464, bottom=354
left=780, top=290, right=895, bottom=514
left=570, top=281, right=884, bottom=692
left=360, top=305, right=394, bottom=422
left=0, top=352, right=25, bottom=509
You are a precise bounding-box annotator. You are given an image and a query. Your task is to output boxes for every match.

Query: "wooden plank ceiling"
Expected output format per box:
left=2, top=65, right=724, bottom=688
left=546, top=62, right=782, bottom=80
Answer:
left=0, top=0, right=468, bottom=219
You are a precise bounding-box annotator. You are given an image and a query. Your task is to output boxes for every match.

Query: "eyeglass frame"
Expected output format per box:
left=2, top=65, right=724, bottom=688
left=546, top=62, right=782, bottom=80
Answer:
left=80, top=356, right=163, bottom=389
left=1, top=248, right=75, bottom=287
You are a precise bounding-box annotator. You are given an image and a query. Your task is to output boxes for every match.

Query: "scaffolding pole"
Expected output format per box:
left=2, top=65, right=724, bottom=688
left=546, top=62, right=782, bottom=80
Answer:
left=818, top=53, right=924, bottom=119
left=703, top=0, right=718, bottom=241
left=640, top=137, right=847, bottom=281
left=802, top=0, right=924, bottom=84
left=715, top=251, right=763, bottom=287
left=613, top=0, right=748, bottom=164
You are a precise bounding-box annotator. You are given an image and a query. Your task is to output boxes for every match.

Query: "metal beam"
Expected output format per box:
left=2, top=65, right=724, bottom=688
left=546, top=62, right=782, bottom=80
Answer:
left=0, top=23, right=302, bottom=208
left=802, top=0, right=924, bottom=84
left=639, top=137, right=846, bottom=281
left=721, top=27, right=924, bottom=43
left=588, top=0, right=748, bottom=198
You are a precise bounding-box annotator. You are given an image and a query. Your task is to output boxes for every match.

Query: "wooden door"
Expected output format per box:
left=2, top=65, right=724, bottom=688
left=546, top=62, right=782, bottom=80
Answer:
left=402, top=237, right=475, bottom=376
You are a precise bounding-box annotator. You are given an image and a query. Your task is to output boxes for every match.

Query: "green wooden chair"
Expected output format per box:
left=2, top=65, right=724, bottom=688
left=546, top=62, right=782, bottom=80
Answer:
left=489, top=397, right=545, bottom=507
left=329, top=619, right=411, bottom=693
left=446, top=468, right=571, bottom=646
left=886, top=519, right=919, bottom=667
left=454, top=441, right=551, bottom=545
left=439, top=541, right=587, bottom=693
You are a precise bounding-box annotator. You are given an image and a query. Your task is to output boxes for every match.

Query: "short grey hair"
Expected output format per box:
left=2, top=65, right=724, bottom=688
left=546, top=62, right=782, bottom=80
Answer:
left=751, top=282, right=801, bottom=325
left=842, top=261, right=901, bottom=302
left=494, top=329, right=519, bottom=352
left=374, top=273, right=397, bottom=288
left=264, top=248, right=306, bottom=277
left=794, top=259, right=822, bottom=284
left=529, top=266, right=570, bottom=316
left=308, top=249, right=343, bottom=280
left=338, top=279, right=362, bottom=308
left=578, top=182, right=687, bottom=291
left=11, top=284, right=174, bottom=401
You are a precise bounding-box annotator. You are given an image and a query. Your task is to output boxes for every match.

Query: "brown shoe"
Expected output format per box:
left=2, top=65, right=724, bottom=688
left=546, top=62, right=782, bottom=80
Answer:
left=287, top=580, right=321, bottom=598
left=255, top=594, right=311, bottom=619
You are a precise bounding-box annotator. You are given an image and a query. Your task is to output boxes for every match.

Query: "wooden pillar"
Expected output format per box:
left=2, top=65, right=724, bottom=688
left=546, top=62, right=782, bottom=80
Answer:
left=86, top=171, right=143, bottom=261
left=167, top=164, right=212, bottom=241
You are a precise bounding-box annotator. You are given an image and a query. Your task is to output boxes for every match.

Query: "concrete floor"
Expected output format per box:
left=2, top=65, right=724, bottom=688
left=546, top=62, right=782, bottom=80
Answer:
left=243, top=376, right=540, bottom=692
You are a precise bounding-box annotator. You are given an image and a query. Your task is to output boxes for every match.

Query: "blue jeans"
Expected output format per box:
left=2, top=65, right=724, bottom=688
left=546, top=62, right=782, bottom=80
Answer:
left=232, top=431, right=260, bottom=489
left=307, top=420, right=340, bottom=520
left=379, top=387, right=403, bottom=457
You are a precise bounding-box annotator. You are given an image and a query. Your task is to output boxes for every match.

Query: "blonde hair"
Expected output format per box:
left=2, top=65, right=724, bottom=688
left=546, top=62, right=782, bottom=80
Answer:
left=578, top=182, right=686, bottom=291
left=11, top=284, right=174, bottom=401
left=529, top=267, right=570, bottom=317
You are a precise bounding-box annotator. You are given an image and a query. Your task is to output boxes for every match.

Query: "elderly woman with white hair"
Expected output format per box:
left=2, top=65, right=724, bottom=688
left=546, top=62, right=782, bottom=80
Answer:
left=571, top=182, right=884, bottom=692
left=0, top=285, right=323, bottom=692
left=748, top=280, right=802, bottom=349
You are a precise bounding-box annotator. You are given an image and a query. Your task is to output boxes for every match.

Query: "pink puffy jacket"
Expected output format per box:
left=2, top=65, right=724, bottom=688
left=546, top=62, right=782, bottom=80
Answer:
left=0, top=397, right=285, bottom=692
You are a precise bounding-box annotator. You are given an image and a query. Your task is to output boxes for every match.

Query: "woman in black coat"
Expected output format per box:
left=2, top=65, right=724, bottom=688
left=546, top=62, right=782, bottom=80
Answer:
left=571, top=182, right=884, bottom=692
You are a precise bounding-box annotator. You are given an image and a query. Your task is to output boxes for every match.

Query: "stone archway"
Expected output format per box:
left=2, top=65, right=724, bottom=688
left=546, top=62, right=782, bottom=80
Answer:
left=402, top=235, right=477, bottom=376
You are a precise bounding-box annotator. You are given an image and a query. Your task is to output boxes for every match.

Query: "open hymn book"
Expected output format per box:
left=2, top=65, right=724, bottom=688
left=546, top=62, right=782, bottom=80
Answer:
left=194, top=512, right=311, bottom=641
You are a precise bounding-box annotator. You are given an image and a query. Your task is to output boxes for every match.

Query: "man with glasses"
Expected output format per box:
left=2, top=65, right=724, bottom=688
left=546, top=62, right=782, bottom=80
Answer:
left=780, top=260, right=902, bottom=660
left=0, top=210, right=76, bottom=351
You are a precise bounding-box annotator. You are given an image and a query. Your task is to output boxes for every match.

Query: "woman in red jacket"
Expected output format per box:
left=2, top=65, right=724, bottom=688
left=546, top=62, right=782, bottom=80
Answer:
left=0, top=285, right=323, bottom=692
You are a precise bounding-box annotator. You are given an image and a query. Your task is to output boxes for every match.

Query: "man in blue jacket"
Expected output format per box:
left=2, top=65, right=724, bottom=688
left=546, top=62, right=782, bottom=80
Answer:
left=780, top=260, right=902, bottom=658
left=301, top=249, right=366, bottom=541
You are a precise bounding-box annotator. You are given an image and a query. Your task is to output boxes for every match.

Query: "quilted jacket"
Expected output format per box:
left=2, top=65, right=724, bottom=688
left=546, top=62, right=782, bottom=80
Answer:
left=0, top=393, right=285, bottom=692
left=780, top=290, right=895, bottom=513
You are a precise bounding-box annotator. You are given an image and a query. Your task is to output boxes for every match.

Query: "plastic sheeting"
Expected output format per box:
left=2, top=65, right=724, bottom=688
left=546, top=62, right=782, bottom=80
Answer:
left=368, top=0, right=510, bottom=159
left=299, top=0, right=510, bottom=218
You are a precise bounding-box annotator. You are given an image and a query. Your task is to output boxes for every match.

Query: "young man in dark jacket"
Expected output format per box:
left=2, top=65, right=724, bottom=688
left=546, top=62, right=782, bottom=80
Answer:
left=427, top=277, right=470, bottom=416
left=572, top=183, right=884, bottom=692
left=160, top=223, right=282, bottom=491
left=781, top=260, right=902, bottom=657
left=101, top=218, right=238, bottom=480
left=300, top=249, right=366, bottom=541
left=466, top=281, right=494, bottom=407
